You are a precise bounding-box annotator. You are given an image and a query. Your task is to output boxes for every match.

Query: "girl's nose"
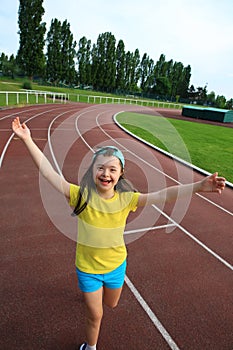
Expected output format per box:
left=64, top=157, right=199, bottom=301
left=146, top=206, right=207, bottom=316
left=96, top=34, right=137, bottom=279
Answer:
left=103, top=168, right=110, bottom=177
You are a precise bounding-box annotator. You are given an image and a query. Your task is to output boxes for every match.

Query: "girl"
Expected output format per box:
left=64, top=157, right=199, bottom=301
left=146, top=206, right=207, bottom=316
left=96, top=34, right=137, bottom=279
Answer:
left=12, top=117, right=225, bottom=350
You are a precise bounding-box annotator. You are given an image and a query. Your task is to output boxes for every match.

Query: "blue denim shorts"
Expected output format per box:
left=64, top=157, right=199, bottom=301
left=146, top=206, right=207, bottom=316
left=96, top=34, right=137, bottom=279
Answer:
left=76, top=260, right=127, bottom=293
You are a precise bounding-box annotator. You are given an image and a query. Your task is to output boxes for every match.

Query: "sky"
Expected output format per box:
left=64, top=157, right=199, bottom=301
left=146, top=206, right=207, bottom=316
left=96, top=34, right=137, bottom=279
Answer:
left=0, top=0, right=233, bottom=99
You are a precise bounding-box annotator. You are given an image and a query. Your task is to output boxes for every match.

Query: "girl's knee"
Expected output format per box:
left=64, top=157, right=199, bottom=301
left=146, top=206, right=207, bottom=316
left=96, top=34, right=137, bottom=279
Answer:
left=103, top=286, right=122, bottom=308
left=87, top=308, right=103, bottom=324
left=104, top=299, right=119, bottom=309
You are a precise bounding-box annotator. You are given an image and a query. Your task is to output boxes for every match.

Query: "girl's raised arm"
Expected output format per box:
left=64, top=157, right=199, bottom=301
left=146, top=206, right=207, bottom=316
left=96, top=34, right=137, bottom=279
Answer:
left=138, top=173, right=226, bottom=207
left=12, top=117, right=70, bottom=199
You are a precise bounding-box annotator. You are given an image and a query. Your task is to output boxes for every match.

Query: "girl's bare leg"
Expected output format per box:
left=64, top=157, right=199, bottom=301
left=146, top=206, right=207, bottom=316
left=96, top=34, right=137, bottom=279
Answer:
left=82, top=286, right=123, bottom=345
left=103, top=286, right=123, bottom=308
left=83, top=288, right=104, bottom=346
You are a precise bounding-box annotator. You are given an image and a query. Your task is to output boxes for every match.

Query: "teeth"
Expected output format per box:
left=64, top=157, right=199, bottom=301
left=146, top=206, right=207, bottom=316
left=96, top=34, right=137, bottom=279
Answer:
left=101, top=179, right=111, bottom=183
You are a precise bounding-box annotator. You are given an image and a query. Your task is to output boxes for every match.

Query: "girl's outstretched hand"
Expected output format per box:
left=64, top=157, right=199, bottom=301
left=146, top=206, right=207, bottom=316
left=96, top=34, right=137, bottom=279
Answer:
left=12, top=117, right=31, bottom=141
left=200, top=172, right=226, bottom=194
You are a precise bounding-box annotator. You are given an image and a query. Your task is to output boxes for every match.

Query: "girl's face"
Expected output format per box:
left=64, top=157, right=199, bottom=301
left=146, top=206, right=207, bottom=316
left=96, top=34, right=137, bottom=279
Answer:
left=93, top=154, right=123, bottom=196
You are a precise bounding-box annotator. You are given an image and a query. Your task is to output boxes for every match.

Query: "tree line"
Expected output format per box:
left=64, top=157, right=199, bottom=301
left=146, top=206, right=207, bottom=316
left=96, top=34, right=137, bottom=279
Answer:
left=0, top=0, right=232, bottom=109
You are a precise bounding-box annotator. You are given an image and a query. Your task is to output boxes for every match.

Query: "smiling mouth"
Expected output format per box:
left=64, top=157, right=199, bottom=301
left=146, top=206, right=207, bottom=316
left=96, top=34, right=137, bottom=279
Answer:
left=99, top=178, right=112, bottom=184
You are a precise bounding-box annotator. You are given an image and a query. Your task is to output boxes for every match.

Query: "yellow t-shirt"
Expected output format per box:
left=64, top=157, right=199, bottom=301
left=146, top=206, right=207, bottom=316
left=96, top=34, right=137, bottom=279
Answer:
left=69, top=184, right=140, bottom=273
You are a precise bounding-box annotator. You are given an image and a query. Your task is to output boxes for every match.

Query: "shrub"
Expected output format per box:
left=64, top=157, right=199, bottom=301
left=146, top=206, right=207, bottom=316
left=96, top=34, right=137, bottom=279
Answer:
left=22, top=81, right=32, bottom=90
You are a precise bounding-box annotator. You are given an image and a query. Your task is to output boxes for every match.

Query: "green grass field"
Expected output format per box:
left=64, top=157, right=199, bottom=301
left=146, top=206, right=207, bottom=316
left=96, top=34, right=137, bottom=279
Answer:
left=116, top=112, right=233, bottom=183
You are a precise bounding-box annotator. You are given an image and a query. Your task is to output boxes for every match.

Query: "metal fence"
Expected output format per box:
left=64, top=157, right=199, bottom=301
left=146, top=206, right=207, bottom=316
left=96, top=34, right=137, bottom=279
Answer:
left=0, top=90, right=183, bottom=109
left=0, top=90, right=67, bottom=106
left=68, top=93, right=182, bottom=109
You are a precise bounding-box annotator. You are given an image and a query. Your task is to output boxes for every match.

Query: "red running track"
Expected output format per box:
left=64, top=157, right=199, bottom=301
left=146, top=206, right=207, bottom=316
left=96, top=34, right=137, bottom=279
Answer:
left=0, top=103, right=232, bottom=350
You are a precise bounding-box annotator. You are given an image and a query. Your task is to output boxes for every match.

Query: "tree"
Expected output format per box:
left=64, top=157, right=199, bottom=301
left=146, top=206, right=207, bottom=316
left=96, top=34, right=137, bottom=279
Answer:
left=103, top=32, right=116, bottom=92
left=170, top=62, right=184, bottom=97
left=7, top=55, right=20, bottom=78
left=140, top=53, right=155, bottom=92
left=154, top=54, right=166, bottom=78
left=95, top=34, right=105, bottom=90
left=124, top=51, right=133, bottom=91
left=125, top=49, right=140, bottom=92
left=46, top=18, right=62, bottom=84
left=85, top=39, right=92, bottom=86
left=196, top=85, right=208, bottom=102
left=60, top=20, right=77, bottom=85
left=77, top=36, right=88, bottom=86
left=92, top=32, right=116, bottom=91
left=0, top=53, right=20, bottom=78
left=215, top=95, right=226, bottom=109
left=152, top=76, right=171, bottom=96
left=46, top=19, right=76, bottom=85
left=206, top=91, right=216, bottom=106
left=17, top=0, right=46, bottom=79
left=77, top=37, right=92, bottom=86
left=0, top=53, right=9, bottom=76
left=91, top=43, right=98, bottom=89
left=115, top=40, right=125, bottom=91
left=153, top=55, right=191, bottom=98
left=225, top=99, right=233, bottom=110
left=140, top=53, right=150, bottom=91
left=130, top=49, right=140, bottom=91
left=176, top=65, right=191, bottom=98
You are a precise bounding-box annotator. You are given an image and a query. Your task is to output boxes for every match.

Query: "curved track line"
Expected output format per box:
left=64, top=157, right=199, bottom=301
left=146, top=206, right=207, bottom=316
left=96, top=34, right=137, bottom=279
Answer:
left=45, top=105, right=233, bottom=273
left=48, top=105, right=232, bottom=349
left=95, top=109, right=233, bottom=271
left=47, top=109, right=81, bottom=177
left=96, top=109, right=179, bottom=183
left=2, top=105, right=231, bottom=349
left=114, top=111, right=233, bottom=189
left=112, top=112, right=233, bottom=214
left=46, top=105, right=181, bottom=349
left=0, top=106, right=48, bottom=121
left=0, top=105, right=80, bottom=168
left=74, top=106, right=103, bottom=152
left=0, top=107, right=59, bottom=167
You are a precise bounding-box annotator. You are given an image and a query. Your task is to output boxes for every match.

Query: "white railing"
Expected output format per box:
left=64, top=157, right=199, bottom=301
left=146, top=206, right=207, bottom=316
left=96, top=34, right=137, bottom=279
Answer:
left=0, top=90, right=67, bottom=106
left=68, top=93, right=182, bottom=109
left=0, top=90, right=182, bottom=109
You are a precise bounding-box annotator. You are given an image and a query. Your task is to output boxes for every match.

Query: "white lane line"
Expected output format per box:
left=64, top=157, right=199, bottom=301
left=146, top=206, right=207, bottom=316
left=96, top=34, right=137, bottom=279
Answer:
left=0, top=106, right=79, bottom=168
left=47, top=108, right=180, bottom=349
left=0, top=134, right=15, bottom=167
left=95, top=108, right=233, bottom=270
left=151, top=203, right=233, bottom=271
left=78, top=106, right=233, bottom=271
left=0, top=107, right=59, bottom=168
left=196, top=192, right=233, bottom=217
left=50, top=105, right=232, bottom=349
left=46, top=106, right=102, bottom=174
left=124, top=223, right=176, bottom=235
left=95, top=109, right=179, bottom=183
left=125, top=276, right=180, bottom=350
left=0, top=107, right=42, bottom=121
left=0, top=104, right=66, bottom=121
left=113, top=111, right=233, bottom=189
left=74, top=106, right=102, bottom=152
left=47, top=110, right=78, bottom=177
left=99, top=111, right=233, bottom=216
left=72, top=107, right=182, bottom=349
